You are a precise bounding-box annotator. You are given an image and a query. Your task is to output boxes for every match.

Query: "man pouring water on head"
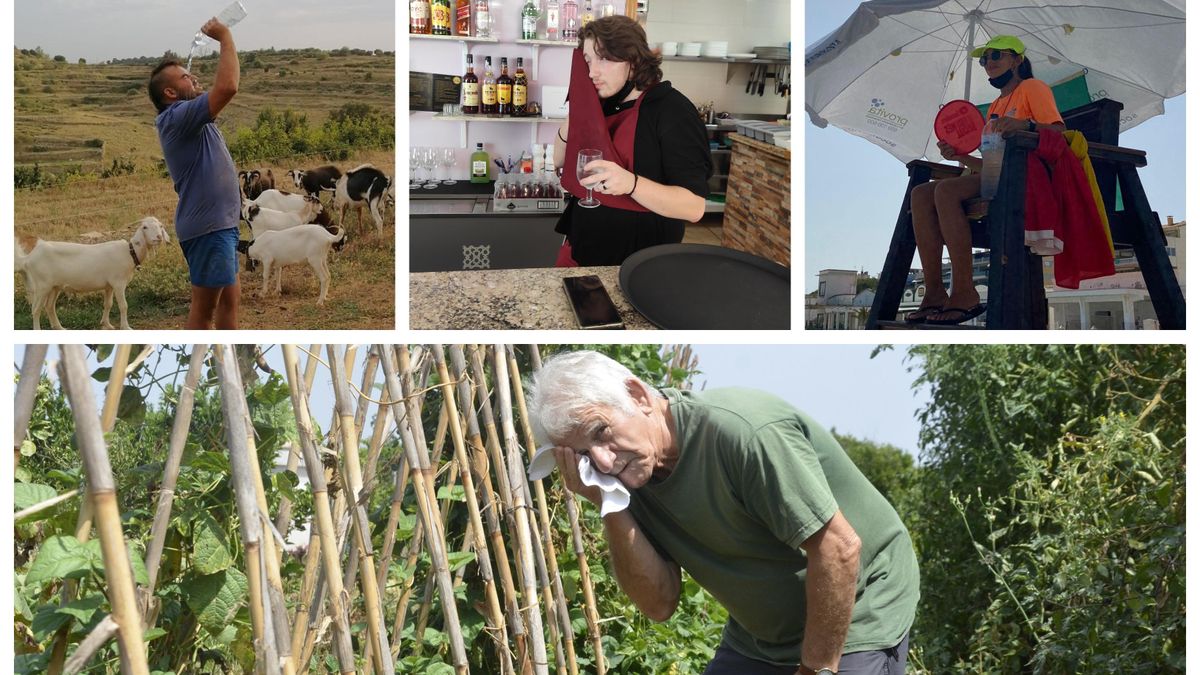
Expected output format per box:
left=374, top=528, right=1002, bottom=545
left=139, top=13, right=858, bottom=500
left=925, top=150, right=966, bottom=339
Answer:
left=147, top=11, right=242, bottom=329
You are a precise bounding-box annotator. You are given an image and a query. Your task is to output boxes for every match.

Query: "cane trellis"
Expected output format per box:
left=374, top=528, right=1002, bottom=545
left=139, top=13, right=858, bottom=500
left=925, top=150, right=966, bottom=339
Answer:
left=13, top=344, right=707, bottom=674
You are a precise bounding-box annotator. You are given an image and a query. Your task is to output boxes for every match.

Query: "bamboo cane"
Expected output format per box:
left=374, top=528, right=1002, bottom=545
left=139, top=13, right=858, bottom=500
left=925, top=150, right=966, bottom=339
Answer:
left=14, top=344, right=49, bottom=468
left=432, top=344, right=515, bottom=672
left=449, top=345, right=527, bottom=669
left=276, top=343, right=323, bottom=546
left=288, top=526, right=322, bottom=665
left=506, top=346, right=575, bottom=675
left=491, top=346, right=550, bottom=675
left=213, top=345, right=282, bottom=675
left=59, top=344, right=149, bottom=675
left=328, top=345, right=395, bottom=675
left=389, top=515, right=425, bottom=657
left=281, top=344, right=356, bottom=674
left=142, top=344, right=208, bottom=627
left=529, top=346, right=607, bottom=675
left=382, top=345, right=469, bottom=673
left=47, top=344, right=134, bottom=675
left=231, top=355, right=295, bottom=675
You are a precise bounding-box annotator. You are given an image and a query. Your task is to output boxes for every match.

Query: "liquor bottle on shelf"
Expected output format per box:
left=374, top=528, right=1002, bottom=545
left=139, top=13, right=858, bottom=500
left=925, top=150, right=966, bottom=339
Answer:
left=455, top=0, right=471, bottom=35
left=431, top=0, right=452, bottom=35
left=599, top=0, right=614, bottom=18
left=547, top=0, right=559, bottom=40
left=496, top=57, right=514, bottom=116
left=580, top=0, right=594, bottom=29
left=471, top=143, right=491, bottom=183
left=481, top=56, right=498, bottom=115
left=474, top=0, right=491, bottom=38
left=410, top=0, right=431, bottom=34
left=513, top=57, right=528, bottom=116
left=521, top=0, right=539, bottom=40
left=461, top=54, right=480, bottom=114
left=562, top=0, right=579, bottom=41
left=544, top=0, right=560, bottom=40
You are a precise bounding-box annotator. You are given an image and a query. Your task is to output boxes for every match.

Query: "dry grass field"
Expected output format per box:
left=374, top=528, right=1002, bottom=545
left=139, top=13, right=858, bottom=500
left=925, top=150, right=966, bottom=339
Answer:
left=13, top=48, right=396, bottom=330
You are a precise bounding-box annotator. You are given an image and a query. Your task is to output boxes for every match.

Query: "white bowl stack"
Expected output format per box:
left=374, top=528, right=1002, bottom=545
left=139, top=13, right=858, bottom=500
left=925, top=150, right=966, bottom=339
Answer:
left=679, top=42, right=702, bottom=57
left=661, top=41, right=678, bottom=56
left=701, top=41, right=728, bottom=58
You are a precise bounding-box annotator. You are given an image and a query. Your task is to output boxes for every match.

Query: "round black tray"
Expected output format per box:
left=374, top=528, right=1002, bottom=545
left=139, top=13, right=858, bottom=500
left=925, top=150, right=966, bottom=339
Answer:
left=619, top=244, right=790, bottom=330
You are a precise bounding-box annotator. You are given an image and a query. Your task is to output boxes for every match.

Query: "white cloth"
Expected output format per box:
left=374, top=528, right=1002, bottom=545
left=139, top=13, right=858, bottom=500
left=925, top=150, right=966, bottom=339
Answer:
left=528, top=444, right=631, bottom=516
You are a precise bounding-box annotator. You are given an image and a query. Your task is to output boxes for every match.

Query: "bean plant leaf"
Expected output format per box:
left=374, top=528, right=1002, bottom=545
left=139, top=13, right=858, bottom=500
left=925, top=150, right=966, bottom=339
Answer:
left=13, top=483, right=58, bottom=511
left=446, top=550, right=476, bottom=572
left=25, top=535, right=93, bottom=587
left=181, top=567, right=248, bottom=635
left=31, top=603, right=73, bottom=639
left=90, top=366, right=112, bottom=382
left=19, top=439, right=37, bottom=457
left=192, top=512, right=234, bottom=575
left=56, top=594, right=106, bottom=623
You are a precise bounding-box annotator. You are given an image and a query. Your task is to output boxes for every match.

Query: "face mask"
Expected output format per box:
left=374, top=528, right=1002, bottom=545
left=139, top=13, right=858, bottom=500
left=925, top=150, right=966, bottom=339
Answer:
left=988, top=69, right=1015, bottom=89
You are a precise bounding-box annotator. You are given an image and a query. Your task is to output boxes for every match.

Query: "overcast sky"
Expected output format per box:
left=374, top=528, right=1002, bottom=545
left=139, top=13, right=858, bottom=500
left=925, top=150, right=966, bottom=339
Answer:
left=15, top=0, right=395, bottom=63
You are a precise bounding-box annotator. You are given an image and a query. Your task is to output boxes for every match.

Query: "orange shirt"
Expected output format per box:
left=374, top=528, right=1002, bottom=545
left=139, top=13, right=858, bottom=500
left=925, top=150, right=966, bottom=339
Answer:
left=985, top=78, right=1064, bottom=126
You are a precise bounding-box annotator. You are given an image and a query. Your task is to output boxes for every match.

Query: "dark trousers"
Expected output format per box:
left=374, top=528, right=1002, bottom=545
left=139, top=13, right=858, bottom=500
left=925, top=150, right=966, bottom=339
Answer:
left=701, top=632, right=909, bottom=675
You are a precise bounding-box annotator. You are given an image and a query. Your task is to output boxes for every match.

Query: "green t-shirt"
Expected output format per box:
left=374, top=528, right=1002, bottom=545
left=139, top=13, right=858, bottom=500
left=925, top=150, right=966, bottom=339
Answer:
left=627, top=388, right=919, bottom=665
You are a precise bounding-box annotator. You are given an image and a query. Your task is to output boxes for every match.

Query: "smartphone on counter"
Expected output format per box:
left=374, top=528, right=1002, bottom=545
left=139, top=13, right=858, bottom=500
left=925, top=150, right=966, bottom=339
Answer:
left=562, top=275, right=624, bottom=330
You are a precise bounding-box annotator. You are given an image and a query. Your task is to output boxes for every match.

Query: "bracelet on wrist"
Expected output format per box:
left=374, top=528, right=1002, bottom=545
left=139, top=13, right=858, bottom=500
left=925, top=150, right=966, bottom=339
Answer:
left=630, top=173, right=639, bottom=196
left=557, top=129, right=567, bottom=143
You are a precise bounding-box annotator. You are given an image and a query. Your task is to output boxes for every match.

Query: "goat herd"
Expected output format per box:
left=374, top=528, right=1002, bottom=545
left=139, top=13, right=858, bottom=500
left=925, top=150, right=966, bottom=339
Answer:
left=14, top=162, right=395, bottom=329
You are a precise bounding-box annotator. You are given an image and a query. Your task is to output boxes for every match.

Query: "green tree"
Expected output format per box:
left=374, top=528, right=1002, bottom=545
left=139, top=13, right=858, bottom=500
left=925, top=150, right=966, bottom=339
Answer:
left=904, top=344, right=1184, bottom=673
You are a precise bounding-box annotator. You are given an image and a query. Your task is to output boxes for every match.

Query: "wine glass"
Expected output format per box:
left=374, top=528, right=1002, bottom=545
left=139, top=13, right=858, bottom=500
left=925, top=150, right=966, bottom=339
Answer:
left=421, top=147, right=439, bottom=189
left=577, top=149, right=602, bottom=208
left=409, top=147, right=423, bottom=189
left=440, top=147, right=456, bottom=185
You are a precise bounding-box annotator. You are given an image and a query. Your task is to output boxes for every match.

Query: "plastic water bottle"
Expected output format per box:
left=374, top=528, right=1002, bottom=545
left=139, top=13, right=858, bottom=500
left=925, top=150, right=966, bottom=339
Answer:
left=187, top=1, right=248, bottom=71
left=979, top=114, right=1004, bottom=200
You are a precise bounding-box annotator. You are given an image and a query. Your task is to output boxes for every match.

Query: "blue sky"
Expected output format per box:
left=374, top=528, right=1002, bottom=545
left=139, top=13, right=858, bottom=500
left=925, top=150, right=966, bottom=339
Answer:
left=804, top=3, right=1187, bottom=292
left=690, top=344, right=926, bottom=455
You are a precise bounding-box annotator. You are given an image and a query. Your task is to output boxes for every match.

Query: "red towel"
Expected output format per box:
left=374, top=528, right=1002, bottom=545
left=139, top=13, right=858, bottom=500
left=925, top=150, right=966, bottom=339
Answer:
left=1024, top=129, right=1116, bottom=288
left=560, top=49, right=650, bottom=212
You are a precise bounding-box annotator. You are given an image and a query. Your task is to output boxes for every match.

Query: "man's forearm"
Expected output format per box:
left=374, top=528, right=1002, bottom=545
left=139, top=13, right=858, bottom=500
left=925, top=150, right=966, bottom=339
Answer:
left=799, top=544, right=859, bottom=670
left=604, top=510, right=681, bottom=622
left=214, top=35, right=239, bottom=94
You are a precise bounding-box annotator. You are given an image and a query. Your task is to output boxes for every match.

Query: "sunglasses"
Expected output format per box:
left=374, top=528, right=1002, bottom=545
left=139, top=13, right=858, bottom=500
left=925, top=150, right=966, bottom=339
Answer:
left=978, top=49, right=1014, bottom=66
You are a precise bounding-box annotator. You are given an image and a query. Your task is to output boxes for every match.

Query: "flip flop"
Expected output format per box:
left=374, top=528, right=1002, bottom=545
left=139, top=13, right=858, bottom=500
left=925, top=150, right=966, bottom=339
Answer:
left=926, top=303, right=987, bottom=326
left=905, top=305, right=945, bottom=323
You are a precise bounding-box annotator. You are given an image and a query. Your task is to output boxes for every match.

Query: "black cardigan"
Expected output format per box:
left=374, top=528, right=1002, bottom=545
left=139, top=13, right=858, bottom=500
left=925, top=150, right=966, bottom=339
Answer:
left=556, top=81, right=713, bottom=266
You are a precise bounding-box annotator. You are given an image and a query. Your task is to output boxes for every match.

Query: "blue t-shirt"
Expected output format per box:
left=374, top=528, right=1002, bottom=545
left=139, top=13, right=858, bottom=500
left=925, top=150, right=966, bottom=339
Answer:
left=155, top=93, right=241, bottom=242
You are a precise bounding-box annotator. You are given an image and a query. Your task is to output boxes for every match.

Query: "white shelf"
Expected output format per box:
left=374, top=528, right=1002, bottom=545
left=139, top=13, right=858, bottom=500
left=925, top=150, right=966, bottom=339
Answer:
left=417, top=112, right=561, bottom=148
left=663, top=55, right=789, bottom=64
left=430, top=114, right=558, bottom=123
left=515, top=39, right=576, bottom=47
left=409, top=33, right=500, bottom=44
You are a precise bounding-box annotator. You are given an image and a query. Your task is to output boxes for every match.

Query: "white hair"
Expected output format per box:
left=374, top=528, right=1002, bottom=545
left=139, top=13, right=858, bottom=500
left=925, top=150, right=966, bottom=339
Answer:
left=526, top=350, right=664, bottom=444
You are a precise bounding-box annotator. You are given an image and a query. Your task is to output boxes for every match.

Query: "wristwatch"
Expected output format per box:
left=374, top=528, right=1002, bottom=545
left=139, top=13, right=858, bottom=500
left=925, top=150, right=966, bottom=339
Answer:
left=797, top=665, right=837, bottom=675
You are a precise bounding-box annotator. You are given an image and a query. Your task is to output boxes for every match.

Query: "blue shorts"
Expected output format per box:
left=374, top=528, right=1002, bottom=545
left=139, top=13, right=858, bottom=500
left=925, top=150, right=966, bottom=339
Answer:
left=179, top=227, right=239, bottom=288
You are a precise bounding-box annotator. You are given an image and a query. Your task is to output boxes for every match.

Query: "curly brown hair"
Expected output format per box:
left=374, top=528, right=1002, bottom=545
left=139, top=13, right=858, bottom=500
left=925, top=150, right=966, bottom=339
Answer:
left=578, top=15, right=662, bottom=90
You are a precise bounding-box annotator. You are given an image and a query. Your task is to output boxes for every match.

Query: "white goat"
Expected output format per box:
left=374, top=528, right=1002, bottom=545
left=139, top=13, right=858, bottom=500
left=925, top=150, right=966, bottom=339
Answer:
left=241, top=197, right=323, bottom=236
left=245, top=225, right=345, bottom=305
left=15, top=217, right=171, bottom=330
left=251, top=189, right=308, bottom=214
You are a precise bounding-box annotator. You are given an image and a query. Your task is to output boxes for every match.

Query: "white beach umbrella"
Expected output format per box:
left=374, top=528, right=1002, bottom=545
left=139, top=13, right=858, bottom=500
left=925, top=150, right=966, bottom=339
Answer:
left=805, top=0, right=1186, bottom=162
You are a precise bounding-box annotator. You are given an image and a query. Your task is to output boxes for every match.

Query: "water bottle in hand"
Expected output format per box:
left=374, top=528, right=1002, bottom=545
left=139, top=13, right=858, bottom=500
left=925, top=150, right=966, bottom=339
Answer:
left=188, top=1, right=248, bottom=69
left=979, top=114, right=1004, bottom=200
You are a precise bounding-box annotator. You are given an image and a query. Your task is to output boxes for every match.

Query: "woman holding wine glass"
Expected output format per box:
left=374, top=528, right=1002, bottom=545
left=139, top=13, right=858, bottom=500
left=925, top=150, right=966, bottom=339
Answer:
left=552, top=15, right=712, bottom=266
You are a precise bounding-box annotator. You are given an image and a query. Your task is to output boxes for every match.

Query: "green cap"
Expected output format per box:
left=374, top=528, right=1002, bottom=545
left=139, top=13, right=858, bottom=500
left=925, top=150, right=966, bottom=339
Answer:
left=970, top=35, right=1026, bottom=58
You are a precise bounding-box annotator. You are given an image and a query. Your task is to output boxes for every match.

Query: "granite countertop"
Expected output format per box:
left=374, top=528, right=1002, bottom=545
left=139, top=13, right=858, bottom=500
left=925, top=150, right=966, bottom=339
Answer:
left=410, top=266, right=656, bottom=330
